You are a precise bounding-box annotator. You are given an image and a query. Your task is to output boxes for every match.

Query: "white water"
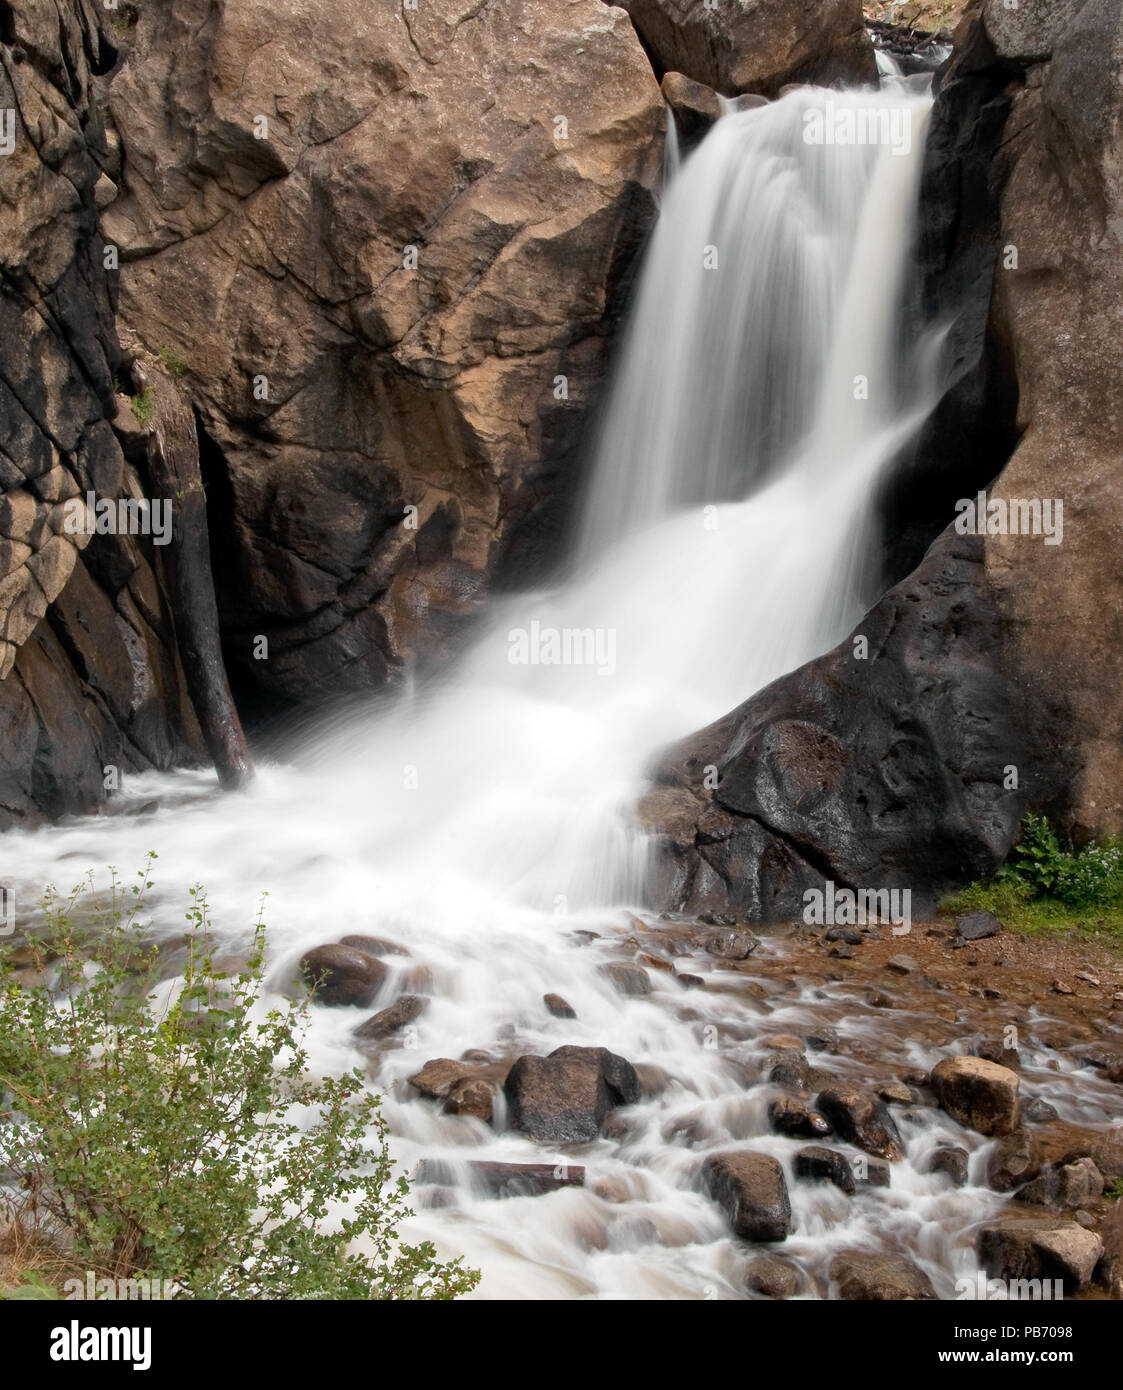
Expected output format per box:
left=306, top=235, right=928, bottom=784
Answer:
left=11, top=84, right=1100, bottom=1299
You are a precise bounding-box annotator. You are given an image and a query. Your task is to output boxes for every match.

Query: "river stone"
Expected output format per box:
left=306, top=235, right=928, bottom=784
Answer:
left=1017, top=1158, right=1105, bottom=1210
left=702, top=927, right=758, bottom=960
left=299, top=944, right=387, bottom=1007
left=769, top=1096, right=832, bottom=1140
left=926, top=1145, right=969, bottom=1187
left=354, top=994, right=427, bottom=1040
left=830, top=1251, right=937, bottom=1301
left=977, top=1219, right=1104, bottom=1292
left=599, top=963, right=652, bottom=996
left=815, top=1086, right=905, bottom=1161
left=543, top=993, right=576, bottom=1019
left=743, top=1253, right=802, bottom=1299
left=703, top=1151, right=792, bottom=1243
left=794, top=1145, right=856, bottom=1195
left=442, top=1076, right=496, bottom=1123
left=931, top=1055, right=1020, bottom=1135
left=549, top=1045, right=641, bottom=1106
left=505, top=1055, right=610, bottom=1143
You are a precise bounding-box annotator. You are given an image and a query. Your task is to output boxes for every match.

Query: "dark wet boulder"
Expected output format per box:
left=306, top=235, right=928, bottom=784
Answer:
left=743, top=1253, right=803, bottom=1299
left=769, top=1096, right=831, bottom=1140
left=703, top=1151, right=792, bottom=1243
left=926, top=1145, right=970, bottom=1187
left=299, top=944, right=387, bottom=1008
left=354, top=994, right=427, bottom=1040
left=815, top=1086, right=904, bottom=1161
left=505, top=1055, right=610, bottom=1143
left=442, top=1076, right=497, bottom=1123
left=794, top=1145, right=857, bottom=1195
left=549, top=1045, right=641, bottom=1107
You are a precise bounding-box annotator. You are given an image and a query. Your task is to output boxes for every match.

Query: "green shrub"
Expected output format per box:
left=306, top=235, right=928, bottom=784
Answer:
left=0, top=859, right=478, bottom=1301
left=130, top=387, right=154, bottom=425
left=156, top=346, right=188, bottom=378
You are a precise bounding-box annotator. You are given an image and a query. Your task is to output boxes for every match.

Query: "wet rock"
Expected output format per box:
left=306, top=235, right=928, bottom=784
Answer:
left=702, top=928, right=758, bottom=960
left=340, top=934, right=409, bottom=957
left=769, top=1097, right=832, bottom=1140
left=442, top=1077, right=496, bottom=1123
left=661, top=71, right=721, bottom=149
left=543, top=993, right=576, bottom=1019
left=1053, top=980, right=1074, bottom=995
left=875, top=1080, right=916, bottom=1106
left=988, top=1129, right=1041, bottom=1193
left=794, top=1145, right=856, bottom=1195
left=886, top=954, right=919, bottom=975
left=854, top=1156, right=891, bottom=1189
left=599, top=962, right=652, bottom=996
left=825, top=926, right=862, bottom=945
left=416, top=1159, right=584, bottom=1198
left=676, top=972, right=705, bottom=989
left=354, top=994, right=427, bottom=1040
left=931, top=1056, right=1020, bottom=1136
left=1021, top=1097, right=1059, bottom=1124
left=975, top=1038, right=1020, bottom=1071
left=768, top=1054, right=814, bottom=1089
left=505, top=1055, right=609, bottom=1144
left=815, top=1086, right=905, bottom=1161
left=703, top=1151, right=792, bottom=1243
left=1017, top=1157, right=1104, bottom=1210
left=955, top=910, right=1004, bottom=941
left=617, top=0, right=878, bottom=98
left=926, top=1145, right=969, bottom=1187
left=744, top=1253, right=803, bottom=1299
left=830, top=1251, right=937, bottom=1301
left=299, top=944, right=387, bottom=1008
left=830, top=944, right=854, bottom=960
left=634, top=1064, right=671, bottom=1099
left=549, top=1045, right=641, bottom=1107
left=408, top=1058, right=477, bottom=1100
left=805, top=1027, right=840, bottom=1053
left=977, top=1219, right=1103, bottom=1293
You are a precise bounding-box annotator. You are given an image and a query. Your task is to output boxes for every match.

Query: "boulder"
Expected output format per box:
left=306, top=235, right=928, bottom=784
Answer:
left=1017, top=1158, right=1104, bottom=1210
left=703, top=1150, right=792, bottom=1242
left=505, top=1054, right=610, bottom=1143
left=701, top=927, right=757, bottom=960
left=931, top=1055, right=1019, bottom=1136
left=815, top=1087, right=905, bottom=1161
left=299, top=943, right=387, bottom=1007
left=981, top=0, right=1068, bottom=63
left=977, top=1219, right=1104, bottom=1293
left=616, top=0, right=878, bottom=97
left=987, top=1128, right=1040, bottom=1193
left=442, top=1076, right=497, bottom=1123
left=769, top=1097, right=832, bottom=1140
left=794, top=1145, right=856, bottom=1195
left=830, top=1251, right=937, bottom=1301
left=926, top=1145, right=969, bottom=1187
left=408, top=1057, right=476, bottom=1100
left=354, top=994, right=427, bottom=1040
left=599, top=962, right=652, bottom=996
left=743, top=1253, right=803, bottom=1299
left=549, top=1045, right=642, bottom=1106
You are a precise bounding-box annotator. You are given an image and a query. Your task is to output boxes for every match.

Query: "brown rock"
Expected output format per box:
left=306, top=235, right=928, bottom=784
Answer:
left=548, top=1045, right=641, bottom=1105
left=543, top=992, right=576, bottom=1019
left=340, top=934, right=409, bottom=957
left=505, top=1055, right=610, bottom=1143
left=442, top=1076, right=496, bottom=1123
left=703, top=1151, right=792, bottom=1242
left=830, top=1251, right=937, bottom=1301
left=931, top=1056, right=1020, bottom=1136
left=354, top=994, right=427, bottom=1040
left=744, top=1253, right=802, bottom=1299
left=599, top=962, right=652, bottom=996
left=977, top=1219, right=1103, bottom=1293
left=299, top=944, right=387, bottom=1008
left=815, top=1086, right=905, bottom=1161
left=408, top=1057, right=476, bottom=1100
left=1017, top=1157, right=1104, bottom=1210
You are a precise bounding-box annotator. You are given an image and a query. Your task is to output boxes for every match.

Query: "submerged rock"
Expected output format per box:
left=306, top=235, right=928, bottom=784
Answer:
left=354, top=994, right=427, bottom=1040
left=299, top=944, right=387, bottom=1008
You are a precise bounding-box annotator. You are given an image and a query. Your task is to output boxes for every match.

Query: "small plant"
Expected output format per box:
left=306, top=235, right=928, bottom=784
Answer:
left=0, top=858, right=478, bottom=1301
left=130, top=386, right=154, bottom=425
left=156, top=346, right=188, bottom=378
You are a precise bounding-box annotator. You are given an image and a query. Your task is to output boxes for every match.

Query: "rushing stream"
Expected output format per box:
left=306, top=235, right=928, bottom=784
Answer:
left=8, top=80, right=1114, bottom=1299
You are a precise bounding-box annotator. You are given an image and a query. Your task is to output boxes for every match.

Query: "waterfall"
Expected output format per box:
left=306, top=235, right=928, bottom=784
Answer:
left=6, top=83, right=1019, bottom=1299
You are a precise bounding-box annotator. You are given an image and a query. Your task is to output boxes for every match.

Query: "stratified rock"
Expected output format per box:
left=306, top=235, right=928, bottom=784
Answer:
left=830, top=1251, right=937, bottom=1301
left=932, top=1056, right=1020, bottom=1136
left=956, top=910, right=1004, bottom=941
left=549, top=1045, right=641, bottom=1106
left=703, top=1151, right=792, bottom=1242
left=354, top=994, right=427, bottom=1040
left=505, top=1055, right=610, bottom=1143
left=616, top=0, right=878, bottom=97
left=743, top=1253, right=802, bottom=1299
left=815, top=1087, right=905, bottom=1161
left=299, top=944, right=387, bottom=1007
left=977, top=1219, right=1104, bottom=1293
left=794, top=1145, right=856, bottom=1195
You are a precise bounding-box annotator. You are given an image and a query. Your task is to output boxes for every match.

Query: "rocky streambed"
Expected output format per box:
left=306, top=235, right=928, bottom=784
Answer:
left=285, top=913, right=1123, bottom=1299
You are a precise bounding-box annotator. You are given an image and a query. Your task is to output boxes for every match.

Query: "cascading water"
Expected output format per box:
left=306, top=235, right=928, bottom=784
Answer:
left=8, top=82, right=1114, bottom=1299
